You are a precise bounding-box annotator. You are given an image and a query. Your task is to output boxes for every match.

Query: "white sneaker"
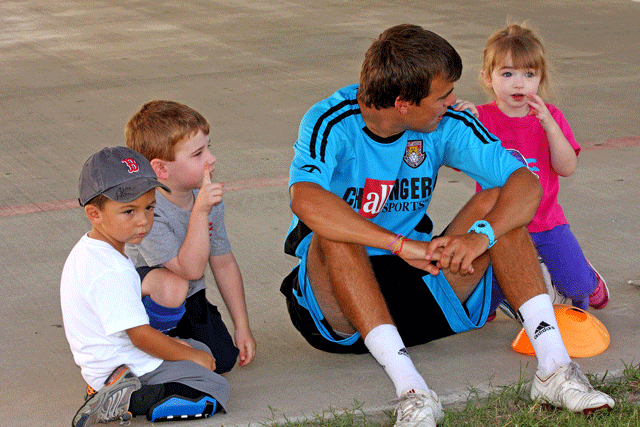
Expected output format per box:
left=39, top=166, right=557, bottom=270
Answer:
left=540, top=260, right=566, bottom=305
left=498, top=260, right=565, bottom=321
left=530, top=362, right=614, bottom=414
left=393, top=388, right=444, bottom=427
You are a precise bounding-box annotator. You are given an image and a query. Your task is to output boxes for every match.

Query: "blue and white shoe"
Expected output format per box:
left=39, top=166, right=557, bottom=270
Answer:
left=148, top=394, right=219, bottom=422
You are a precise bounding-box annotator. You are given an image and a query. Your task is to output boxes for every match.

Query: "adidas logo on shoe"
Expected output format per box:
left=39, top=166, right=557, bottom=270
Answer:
left=533, top=321, right=555, bottom=340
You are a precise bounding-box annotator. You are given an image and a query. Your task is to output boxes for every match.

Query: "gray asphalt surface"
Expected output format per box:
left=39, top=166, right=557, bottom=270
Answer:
left=1, top=1, right=639, bottom=426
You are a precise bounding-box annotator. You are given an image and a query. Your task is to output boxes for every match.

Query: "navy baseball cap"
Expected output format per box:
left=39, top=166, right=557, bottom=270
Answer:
left=78, top=146, right=170, bottom=207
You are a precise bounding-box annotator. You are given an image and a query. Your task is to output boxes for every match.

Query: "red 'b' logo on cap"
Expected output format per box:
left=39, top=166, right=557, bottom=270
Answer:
left=359, top=178, right=395, bottom=219
left=122, top=158, right=140, bottom=173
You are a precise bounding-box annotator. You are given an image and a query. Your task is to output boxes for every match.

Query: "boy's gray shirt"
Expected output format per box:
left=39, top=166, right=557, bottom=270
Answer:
left=126, top=189, right=231, bottom=297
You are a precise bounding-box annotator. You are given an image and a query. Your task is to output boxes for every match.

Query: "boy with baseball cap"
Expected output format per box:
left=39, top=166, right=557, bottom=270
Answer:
left=61, top=146, right=230, bottom=426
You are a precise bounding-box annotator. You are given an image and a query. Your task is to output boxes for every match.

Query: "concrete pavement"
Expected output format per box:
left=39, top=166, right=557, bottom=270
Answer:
left=1, top=1, right=639, bottom=426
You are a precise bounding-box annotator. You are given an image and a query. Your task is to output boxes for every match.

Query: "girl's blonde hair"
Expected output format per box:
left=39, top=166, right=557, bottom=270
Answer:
left=480, top=22, right=554, bottom=100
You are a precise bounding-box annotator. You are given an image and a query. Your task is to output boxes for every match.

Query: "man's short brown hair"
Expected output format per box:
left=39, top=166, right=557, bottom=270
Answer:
left=358, top=24, right=462, bottom=109
left=125, top=100, right=210, bottom=161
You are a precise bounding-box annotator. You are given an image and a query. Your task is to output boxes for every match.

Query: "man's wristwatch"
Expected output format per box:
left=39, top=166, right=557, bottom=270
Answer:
left=467, top=220, right=496, bottom=249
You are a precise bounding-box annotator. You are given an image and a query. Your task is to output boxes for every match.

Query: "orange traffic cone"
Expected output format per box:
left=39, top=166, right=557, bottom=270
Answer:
left=511, top=304, right=610, bottom=358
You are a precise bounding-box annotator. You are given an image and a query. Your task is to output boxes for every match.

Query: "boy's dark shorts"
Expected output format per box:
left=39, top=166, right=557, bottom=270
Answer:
left=136, top=266, right=239, bottom=374
left=280, top=255, right=455, bottom=354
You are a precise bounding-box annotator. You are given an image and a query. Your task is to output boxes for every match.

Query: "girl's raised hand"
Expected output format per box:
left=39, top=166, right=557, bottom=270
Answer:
left=526, top=93, right=554, bottom=129
left=452, top=99, right=479, bottom=118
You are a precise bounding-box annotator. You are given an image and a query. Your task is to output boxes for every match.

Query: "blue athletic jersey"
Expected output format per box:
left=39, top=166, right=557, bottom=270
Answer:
left=285, top=84, right=524, bottom=259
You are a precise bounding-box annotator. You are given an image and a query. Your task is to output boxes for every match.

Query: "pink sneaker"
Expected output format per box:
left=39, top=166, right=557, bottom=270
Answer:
left=587, top=261, right=609, bottom=309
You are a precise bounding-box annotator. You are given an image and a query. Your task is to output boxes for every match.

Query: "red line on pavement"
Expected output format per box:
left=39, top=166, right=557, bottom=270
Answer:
left=0, top=175, right=290, bottom=218
left=0, top=199, right=81, bottom=218
left=1, top=135, right=638, bottom=218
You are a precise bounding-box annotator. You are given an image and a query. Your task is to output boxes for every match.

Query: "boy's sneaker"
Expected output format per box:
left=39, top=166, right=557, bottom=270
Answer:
left=72, top=365, right=141, bottom=427
left=530, top=362, right=614, bottom=414
left=392, top=388, right=444, bottom=427
left=587, top=261, right=609, bottom=309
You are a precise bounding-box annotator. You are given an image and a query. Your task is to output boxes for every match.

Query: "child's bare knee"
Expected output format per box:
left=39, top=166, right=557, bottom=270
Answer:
left=161, top=273, right=189, bottom=306
left=143, top=269, right=189, bottom=307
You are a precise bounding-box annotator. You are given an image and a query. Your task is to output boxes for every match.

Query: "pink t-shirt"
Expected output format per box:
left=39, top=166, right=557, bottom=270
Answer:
left=476, top=102, right=581, bottom=233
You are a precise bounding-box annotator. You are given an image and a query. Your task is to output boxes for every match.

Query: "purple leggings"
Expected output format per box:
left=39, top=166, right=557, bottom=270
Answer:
left=490, top=224, right=597, bottom=311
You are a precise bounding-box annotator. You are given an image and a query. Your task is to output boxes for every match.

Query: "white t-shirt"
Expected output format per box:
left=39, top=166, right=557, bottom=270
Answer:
left=60, top=234, right=163, bottom=390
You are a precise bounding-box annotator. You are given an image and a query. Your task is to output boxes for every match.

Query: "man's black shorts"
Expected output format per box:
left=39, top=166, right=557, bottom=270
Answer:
left=280, top=255, right=455, bottom=354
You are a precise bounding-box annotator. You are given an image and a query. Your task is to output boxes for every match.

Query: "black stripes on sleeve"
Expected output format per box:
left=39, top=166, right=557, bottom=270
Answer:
left=444, top=108, right=499, bottom=144
left=309, top=99, right=359, bottom=163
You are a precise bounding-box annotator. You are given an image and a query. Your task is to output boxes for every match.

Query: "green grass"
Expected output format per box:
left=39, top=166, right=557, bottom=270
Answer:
left=264, top=361, right=640, bottom=427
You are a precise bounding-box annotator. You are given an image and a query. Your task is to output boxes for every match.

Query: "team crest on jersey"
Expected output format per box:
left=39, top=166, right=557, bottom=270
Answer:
left=403, top=140, right=426, bottom=168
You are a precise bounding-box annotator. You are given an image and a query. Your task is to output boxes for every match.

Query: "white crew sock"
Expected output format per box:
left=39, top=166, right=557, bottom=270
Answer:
left=364, top=324, right=429, bottom=397
left=518, top=294, right=571, bottom=378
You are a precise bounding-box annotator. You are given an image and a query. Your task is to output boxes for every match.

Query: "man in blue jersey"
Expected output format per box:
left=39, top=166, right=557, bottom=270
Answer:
left=281, top=24, right=614, bottom=427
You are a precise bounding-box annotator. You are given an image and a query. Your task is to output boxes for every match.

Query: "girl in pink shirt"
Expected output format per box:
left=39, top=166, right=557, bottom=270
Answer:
left=459, top=23, right=608, bottom=311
